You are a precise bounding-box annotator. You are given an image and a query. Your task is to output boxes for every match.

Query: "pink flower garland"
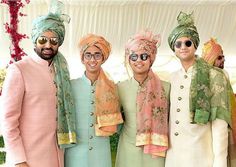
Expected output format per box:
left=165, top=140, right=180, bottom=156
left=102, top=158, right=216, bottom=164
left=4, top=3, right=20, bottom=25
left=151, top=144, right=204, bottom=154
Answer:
left=1, top=0, right=30, bottom=63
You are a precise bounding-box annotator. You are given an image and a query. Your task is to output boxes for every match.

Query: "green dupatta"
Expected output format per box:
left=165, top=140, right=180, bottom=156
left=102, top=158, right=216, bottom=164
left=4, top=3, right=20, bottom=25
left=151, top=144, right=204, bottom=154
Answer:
left=190, top=58, right=232, bottom=127
left=53, top=52, right=77, bottom=148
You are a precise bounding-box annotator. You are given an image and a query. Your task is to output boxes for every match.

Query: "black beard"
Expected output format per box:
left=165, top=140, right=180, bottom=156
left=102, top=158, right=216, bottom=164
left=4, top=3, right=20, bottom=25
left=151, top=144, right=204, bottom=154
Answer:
left=34, top=47, right=58, bottom=61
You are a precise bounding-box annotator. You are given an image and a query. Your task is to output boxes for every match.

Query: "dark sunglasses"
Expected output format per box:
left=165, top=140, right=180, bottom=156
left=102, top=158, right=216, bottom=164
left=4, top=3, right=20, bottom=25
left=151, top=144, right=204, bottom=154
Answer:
left=37, top=36, right=59, bottom=46
left=129, top=53, right=149, bottom=61
left=84, top=52, right=103, bottom=60
left=217, top=55, right=224, bottom=60
left=175, top=40, right=192, bottom=48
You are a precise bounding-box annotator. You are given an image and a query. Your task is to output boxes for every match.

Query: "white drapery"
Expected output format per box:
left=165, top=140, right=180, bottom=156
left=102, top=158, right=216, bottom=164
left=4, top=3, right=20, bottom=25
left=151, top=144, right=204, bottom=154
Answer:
left=0, top=0, right=236, bottom=90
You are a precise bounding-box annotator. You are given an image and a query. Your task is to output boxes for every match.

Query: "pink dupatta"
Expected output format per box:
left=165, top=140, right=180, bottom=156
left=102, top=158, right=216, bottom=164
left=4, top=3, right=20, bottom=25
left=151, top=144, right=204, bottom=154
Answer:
left=136, top=69, right=169, bottom=157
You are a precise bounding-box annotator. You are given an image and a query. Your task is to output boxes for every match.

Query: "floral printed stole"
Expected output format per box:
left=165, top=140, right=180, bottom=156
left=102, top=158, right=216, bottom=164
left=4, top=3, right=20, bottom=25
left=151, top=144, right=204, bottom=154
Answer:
left=95, top=69, right=123, bottom=136
left=136, top=70, right=169, bottom=158
left=190, top=58, right=232, bottom=126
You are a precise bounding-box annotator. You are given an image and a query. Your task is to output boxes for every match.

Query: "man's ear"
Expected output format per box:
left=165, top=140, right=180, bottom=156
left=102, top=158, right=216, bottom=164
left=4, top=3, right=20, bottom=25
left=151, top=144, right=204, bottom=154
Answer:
left=81, top=56, right=85, bottom=64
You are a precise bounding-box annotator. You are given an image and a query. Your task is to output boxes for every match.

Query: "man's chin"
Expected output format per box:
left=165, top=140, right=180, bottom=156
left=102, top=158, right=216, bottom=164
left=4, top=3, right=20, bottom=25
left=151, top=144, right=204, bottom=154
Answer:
left=41, top=54, right=56, bottom=60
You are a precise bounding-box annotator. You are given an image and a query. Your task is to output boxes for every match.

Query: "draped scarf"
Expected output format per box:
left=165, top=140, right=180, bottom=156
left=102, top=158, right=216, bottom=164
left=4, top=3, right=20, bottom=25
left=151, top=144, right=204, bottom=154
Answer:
left=136, top=70, right=169, bottom=158
left=53, top=52, right=77, bottom=148
left=190, top=58, right=232, bottom=126
left=95, top=69, right=123, bottom=136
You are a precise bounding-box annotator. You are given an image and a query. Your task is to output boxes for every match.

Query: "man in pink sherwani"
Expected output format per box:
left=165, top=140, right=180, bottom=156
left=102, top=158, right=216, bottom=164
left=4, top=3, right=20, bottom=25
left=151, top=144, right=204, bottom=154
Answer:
left=0, top=1, right=76, bottom=167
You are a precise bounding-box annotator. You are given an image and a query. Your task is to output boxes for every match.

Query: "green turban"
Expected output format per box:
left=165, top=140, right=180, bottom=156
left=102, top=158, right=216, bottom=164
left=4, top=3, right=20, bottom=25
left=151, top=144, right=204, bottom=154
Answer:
left=31, top=13, right=65, bottom=46
left=168, top=12, right=200, bottom=51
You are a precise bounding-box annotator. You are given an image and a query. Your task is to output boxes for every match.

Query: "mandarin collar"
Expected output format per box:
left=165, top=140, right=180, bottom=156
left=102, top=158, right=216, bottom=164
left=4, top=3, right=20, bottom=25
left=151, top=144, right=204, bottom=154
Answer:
left=82, top=72, right=97, bottom=86
left=131, top=77, right=140, bottom=87
left=180, top=65, right=193, bottom=74
left=30, top=51, right=50, bottom=66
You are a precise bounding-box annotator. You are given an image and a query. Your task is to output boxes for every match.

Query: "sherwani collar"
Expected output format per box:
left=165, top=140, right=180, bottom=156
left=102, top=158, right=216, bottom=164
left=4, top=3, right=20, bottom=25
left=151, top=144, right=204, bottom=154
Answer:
left=31, top=52, right=50, bottom=67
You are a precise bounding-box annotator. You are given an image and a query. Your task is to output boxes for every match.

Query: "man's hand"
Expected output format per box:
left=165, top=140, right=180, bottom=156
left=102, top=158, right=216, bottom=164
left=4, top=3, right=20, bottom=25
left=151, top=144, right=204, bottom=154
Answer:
left=15, top=162, right=29, bottom=167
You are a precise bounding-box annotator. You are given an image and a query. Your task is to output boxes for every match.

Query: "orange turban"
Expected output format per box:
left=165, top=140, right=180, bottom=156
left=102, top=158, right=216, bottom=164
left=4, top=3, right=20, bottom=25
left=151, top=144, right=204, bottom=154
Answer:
left=201, top=38, right=223, bottom=65
left=79, top=34, right=111, bottom=62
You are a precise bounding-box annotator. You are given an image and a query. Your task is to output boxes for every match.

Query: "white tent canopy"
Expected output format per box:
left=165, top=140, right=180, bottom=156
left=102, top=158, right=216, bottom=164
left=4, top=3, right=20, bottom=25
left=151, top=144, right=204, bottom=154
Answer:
left=0, top=0, right=236, bottom=91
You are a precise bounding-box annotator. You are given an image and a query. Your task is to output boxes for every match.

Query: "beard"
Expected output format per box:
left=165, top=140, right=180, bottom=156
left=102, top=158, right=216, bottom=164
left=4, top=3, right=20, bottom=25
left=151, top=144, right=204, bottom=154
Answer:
left=219, top=64, right=224, bottom=69
left=34, top=47, right=58, bottom=61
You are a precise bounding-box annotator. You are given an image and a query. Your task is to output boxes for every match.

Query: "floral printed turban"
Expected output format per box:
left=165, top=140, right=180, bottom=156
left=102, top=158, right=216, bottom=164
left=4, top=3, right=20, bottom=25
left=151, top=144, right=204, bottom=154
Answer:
left=79, top=34, right=111, bottom=62
left=168, top=11, right=200, bottom=51
left=201, top=38, right=223, bottom=65
left=125, top=30, right=161, bottom=64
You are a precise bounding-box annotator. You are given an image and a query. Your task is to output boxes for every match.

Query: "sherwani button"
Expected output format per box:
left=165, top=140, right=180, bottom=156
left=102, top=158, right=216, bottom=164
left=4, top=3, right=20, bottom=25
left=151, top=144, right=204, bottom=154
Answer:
left=90, top=112, right=94, bottom=116
left=175, top=120, right=179, bottom=124
left=91, top=90, right=95, bottom=93
left=90, top=123, right=94, bottom=127
left=91, top=101, right=94, bottom=104
left=174, top=132, right=179, bottom=136
left=180, top=85, right=184, bottom=89
left=177, top=108, right=181, bottom=112
left=89, top=135, right=93, bottom=139
left=184, top=75, right=188, bottom=79
left=178, top=97, right=182, bottom=101
left=89, top=147, right=93, bottom=150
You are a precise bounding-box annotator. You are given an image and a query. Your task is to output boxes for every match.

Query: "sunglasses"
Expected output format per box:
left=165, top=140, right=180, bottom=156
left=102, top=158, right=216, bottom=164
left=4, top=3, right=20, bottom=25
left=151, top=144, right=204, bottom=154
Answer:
left=175, top=40, right=192, bottom=48
left=217, top=55, right=224, bottom=60
left=84, top=52, right=103, bottom=60
left=37, top=36, right=59, bottom=46
left=129, top=53, right=149, bottom=61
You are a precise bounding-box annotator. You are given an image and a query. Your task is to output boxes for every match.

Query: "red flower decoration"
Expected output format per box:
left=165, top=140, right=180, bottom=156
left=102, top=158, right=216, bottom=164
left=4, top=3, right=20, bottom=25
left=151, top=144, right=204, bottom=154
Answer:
left=1, top=0, right=30, bottom=63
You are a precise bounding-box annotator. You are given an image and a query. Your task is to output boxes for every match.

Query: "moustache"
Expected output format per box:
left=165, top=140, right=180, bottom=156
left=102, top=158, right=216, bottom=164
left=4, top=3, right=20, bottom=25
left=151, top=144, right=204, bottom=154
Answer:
left=41, top=48, right=54, bottom=52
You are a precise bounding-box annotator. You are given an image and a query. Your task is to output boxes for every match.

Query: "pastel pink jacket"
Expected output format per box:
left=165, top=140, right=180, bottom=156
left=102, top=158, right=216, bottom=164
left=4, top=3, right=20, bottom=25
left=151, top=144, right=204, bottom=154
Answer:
left=1, top=54, right=63, bottom=167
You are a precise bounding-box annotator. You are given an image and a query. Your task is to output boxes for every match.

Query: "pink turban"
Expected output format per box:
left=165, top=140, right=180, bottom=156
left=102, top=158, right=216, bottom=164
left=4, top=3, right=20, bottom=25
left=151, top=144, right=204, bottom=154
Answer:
left=79, top=34, right=111, bottom=62
left=201, top=38, right=223, bottom=65
left=125, top=30, right=161, bottom=64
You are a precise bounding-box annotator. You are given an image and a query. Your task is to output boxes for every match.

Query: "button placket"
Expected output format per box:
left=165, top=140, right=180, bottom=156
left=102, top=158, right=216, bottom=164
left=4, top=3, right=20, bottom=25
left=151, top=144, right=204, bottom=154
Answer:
left=184, top=75, right=188, bottom=79
left=174, top=132, right=179, bottom=136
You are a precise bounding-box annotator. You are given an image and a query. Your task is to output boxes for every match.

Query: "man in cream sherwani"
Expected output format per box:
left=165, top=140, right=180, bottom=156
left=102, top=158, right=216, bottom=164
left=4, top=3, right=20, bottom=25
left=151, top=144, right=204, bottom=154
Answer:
left=0, top=1, right=76, bottom=167
left=165, top=12, right=232, bottom=167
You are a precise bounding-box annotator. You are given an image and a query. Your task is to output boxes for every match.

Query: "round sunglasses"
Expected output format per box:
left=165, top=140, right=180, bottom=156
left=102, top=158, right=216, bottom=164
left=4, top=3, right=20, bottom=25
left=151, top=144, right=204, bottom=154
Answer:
left=37, top=36, right=59, bottom=46
left=175, top=40, right=192, bottom=48
left=217, top=55, right=224, bottom=60
left=129, top=53, right=149, bottom=61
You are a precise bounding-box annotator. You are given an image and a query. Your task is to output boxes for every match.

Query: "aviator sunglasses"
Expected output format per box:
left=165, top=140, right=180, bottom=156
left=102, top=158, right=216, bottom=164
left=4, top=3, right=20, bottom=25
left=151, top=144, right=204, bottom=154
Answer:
left=175, top=40, right=192, bottom=48
left=37, top=36, right=59, bottom=46
left=129, top=53, right=149, bottom=61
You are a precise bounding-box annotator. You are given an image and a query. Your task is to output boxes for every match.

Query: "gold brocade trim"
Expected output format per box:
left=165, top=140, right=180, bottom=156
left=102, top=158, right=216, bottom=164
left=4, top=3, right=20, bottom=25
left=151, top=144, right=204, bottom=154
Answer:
left=152, top=151, right=166, bottom=158
left=95, top=124, right=114, bottom=136
left=136, top=133, right=168, bottom=147
left=57, top=132, right=77, bottom=145
left=97, top=112, right=123, bottom=127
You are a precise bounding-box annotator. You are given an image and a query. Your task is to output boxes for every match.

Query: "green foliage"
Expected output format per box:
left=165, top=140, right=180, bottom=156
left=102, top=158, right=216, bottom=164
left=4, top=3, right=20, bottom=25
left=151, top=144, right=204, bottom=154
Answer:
left=110, top=133, right=120, bottom=167
left=0, top=135, right=6, bottom=164
left=0, top=68, right=6, bottom=89
left=0, top=152, right=6, bottom=165
left=110, top=133, right=119, bottom=152
left=0, top=136, right=4, bottom=148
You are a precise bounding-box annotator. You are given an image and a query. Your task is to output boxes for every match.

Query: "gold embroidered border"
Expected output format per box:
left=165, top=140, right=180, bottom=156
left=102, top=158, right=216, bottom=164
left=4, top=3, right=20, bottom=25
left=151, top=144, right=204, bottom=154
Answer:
left=58, top=132, right=77, bottom=145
